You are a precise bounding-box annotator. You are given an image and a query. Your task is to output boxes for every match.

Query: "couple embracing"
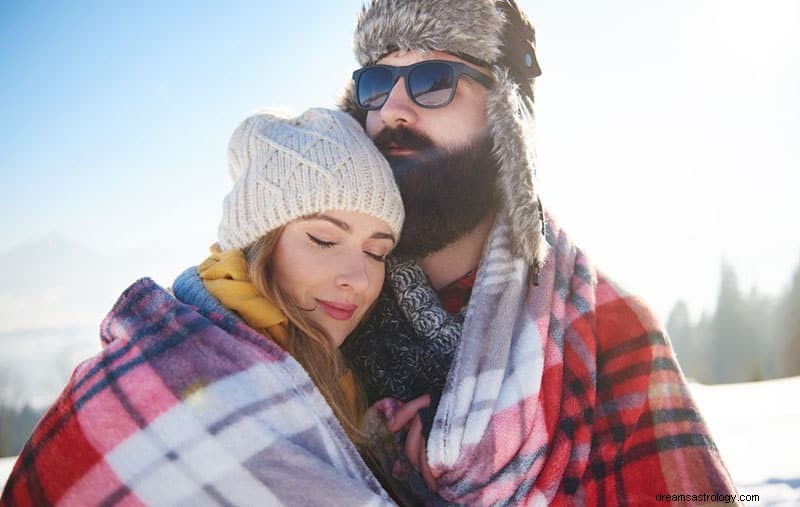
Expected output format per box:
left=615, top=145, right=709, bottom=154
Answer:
left=2, top=1, right=737, bottom=506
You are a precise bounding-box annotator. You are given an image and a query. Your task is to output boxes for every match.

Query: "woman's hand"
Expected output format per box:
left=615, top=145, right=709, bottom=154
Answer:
left=383, top=394, right=438, bottom=491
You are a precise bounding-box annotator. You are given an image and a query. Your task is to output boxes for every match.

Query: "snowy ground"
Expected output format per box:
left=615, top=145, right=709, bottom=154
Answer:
left=1, top=377, right=798, bottom=504
left=0, top=457, right=12, bottom=493
left=688, top=376, right=800, bottom=506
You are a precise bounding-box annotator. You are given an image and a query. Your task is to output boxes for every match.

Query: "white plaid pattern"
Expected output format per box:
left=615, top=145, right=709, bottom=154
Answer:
left=104, top=362, right=380, bottom=505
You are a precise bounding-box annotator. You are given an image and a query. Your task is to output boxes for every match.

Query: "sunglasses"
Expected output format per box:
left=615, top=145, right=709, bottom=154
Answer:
left=352, top=60, right=493, bottom=110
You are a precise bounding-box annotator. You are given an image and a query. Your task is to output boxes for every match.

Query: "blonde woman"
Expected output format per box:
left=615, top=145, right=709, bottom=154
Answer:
left=2, top=109, right=403, bottom=505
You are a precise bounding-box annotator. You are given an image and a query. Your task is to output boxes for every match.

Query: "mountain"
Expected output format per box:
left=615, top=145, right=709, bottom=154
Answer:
left=0, top=234, right=126, bottom=331
left=0, top=234, right=194, bottom=407
left=0, top=234, right=190, bottom=332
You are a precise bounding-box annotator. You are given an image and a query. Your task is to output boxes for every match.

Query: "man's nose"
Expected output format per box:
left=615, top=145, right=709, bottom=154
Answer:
left=378, top=77, right=419, bottom=127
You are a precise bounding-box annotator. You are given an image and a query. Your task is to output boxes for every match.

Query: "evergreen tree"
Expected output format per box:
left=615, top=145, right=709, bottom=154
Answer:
left=778, top=258, right=800, bottom=377
left=667, top=301, right=704, bottom=382
left=666, top=300, right=692, bottom=366
left=693, top=313, right=714, bottom=383
left=711, top=263, right=761, bottom=383
left=665, top=256, right=798, bottom=384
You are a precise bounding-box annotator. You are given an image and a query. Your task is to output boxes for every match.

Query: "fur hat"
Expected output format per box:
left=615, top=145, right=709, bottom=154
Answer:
left=339, top=0, right=547, bottom=273
left=218, top=108, right=405, bottom=250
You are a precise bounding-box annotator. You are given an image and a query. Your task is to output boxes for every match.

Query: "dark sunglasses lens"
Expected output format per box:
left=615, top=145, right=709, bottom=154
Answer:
left=357, top=67, right=394, bottom=109
left=409, top=62, right=455, bottom=107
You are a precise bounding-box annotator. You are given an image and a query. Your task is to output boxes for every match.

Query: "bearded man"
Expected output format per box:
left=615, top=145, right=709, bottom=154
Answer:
left=340, top=1, right=739, bottom=505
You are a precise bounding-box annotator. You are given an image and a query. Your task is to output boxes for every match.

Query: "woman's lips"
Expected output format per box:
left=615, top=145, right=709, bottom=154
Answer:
left=315, top=299, right=357, bottom=321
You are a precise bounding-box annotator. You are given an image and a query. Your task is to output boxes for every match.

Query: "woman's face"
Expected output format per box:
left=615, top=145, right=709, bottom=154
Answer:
left=272, top=210, right=396, bottom=347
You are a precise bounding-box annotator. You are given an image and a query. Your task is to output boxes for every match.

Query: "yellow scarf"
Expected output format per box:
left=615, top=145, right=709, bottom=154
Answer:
left=197, top=244, right=358, bottom=406
left=198, top=244, right=289, bottom=348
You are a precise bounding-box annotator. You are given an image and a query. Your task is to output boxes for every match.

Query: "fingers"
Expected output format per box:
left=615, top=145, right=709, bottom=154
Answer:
left=381, top=393, right=438, bottom=491
left=418, top=444, right=437, bottom=492
left=404, top=414, right=438, bottom=492
left=387, top=394, right=431, bottom=433
left=404, top=413, right=424, bottom=471
left=369, top=397, right=403, bottom=423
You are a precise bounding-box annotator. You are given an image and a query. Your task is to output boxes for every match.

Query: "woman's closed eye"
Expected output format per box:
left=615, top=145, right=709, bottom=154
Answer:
left=307, top=233, right=335, bottom=248
left=364, top=251, right=387, bottom=263
left=308, top=233, right=388, bottom=263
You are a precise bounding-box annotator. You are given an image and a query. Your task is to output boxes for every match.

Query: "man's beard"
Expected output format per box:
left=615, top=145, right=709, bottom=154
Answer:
left=373, top=126, right=499, bottom=259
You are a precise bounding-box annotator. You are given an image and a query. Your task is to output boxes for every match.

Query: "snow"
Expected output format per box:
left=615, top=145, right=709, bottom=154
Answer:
left=1, top=378, right=798, bottom=503
left=0, top=457, right=14, bottom=493
left=688, top=376, right=800, bottom=506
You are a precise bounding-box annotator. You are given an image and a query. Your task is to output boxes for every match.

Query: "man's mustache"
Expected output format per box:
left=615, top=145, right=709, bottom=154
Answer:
left=372, top=126, right=434, bottom=153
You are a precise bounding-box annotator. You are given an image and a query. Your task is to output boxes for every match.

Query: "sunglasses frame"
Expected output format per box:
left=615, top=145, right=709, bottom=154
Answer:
left=351, top=59, right=494, bottom=111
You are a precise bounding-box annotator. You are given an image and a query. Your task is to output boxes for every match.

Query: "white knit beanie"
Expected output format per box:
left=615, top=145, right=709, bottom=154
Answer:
left=218, top=108, right=404, bottom=251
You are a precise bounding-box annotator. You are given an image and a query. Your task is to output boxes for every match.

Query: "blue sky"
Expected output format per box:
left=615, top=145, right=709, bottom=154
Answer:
left=1, top=0, right=799, bottom=321
left=0, top=1, right=362, bottom=249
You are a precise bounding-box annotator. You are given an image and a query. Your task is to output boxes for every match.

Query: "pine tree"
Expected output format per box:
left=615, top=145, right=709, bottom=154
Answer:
left=778, top=258, right=800, bottom=377
left=711, top=262, right=761, bottom=383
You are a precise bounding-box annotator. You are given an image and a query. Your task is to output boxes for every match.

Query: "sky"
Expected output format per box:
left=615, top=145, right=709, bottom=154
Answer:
left=1, top=0, right=799, bottom=322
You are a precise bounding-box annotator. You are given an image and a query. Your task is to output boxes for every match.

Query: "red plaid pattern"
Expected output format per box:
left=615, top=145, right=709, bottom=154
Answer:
left=413, top=217, right=739, bottom=505
left=436, top=269, right=477, bottom=314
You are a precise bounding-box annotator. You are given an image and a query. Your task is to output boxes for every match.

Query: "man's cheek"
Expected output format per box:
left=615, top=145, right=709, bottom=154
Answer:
left=365, top=113, right=382, bottom=138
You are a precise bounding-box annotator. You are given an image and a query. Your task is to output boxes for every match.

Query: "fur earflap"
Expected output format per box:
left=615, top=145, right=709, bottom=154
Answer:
left=486, top=67, right=547, bottom=269
left=338, top=81, right=366, bottom=125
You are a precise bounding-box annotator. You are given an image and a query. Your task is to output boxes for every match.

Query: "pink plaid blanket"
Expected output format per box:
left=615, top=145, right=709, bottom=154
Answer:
left=1, top=275, right=393, bottom=506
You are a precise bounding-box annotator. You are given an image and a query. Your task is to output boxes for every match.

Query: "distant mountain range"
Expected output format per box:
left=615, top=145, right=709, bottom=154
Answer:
left=0, top=234, right=195, bottom=407
left=0, top=234, right=192, bottom=332
left=1, top=326, right=99, bottom=407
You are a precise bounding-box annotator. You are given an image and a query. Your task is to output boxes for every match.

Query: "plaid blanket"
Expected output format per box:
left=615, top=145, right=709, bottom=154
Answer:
left=1, top=274, right=393, bottom=506
left=389, top=215, right=739, bottom=505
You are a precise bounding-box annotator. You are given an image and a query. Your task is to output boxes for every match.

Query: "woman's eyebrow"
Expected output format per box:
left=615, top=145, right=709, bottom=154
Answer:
left=308, top=214, right=395, bottom=243
left=371, top=231, right=395, bottom=243
left=309, top=214, right=350, bottom=231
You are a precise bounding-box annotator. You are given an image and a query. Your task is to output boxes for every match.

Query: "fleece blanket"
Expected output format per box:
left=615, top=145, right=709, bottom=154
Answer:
left=1, top=274, right=393, bottom=506
left=374, top=215, right=739, bottom=506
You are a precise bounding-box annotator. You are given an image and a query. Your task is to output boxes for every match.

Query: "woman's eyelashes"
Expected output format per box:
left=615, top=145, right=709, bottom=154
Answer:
left=306, top=233, right=387, bottom=263
left=307, top=233, right=335, bottom=248
left=364, top=251, right=387, bottom=263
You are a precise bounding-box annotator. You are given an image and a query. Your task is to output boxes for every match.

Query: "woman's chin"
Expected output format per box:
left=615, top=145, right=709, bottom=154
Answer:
left=312, top=319, right=352, bottom=349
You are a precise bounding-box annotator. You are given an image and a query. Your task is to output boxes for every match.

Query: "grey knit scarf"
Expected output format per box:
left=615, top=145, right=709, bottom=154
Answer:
left=343, top=257, right=466, bottom=404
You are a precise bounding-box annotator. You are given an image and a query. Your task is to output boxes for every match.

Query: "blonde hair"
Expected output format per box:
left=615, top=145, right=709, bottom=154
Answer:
left=245, top=229, right=368, bottom=447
